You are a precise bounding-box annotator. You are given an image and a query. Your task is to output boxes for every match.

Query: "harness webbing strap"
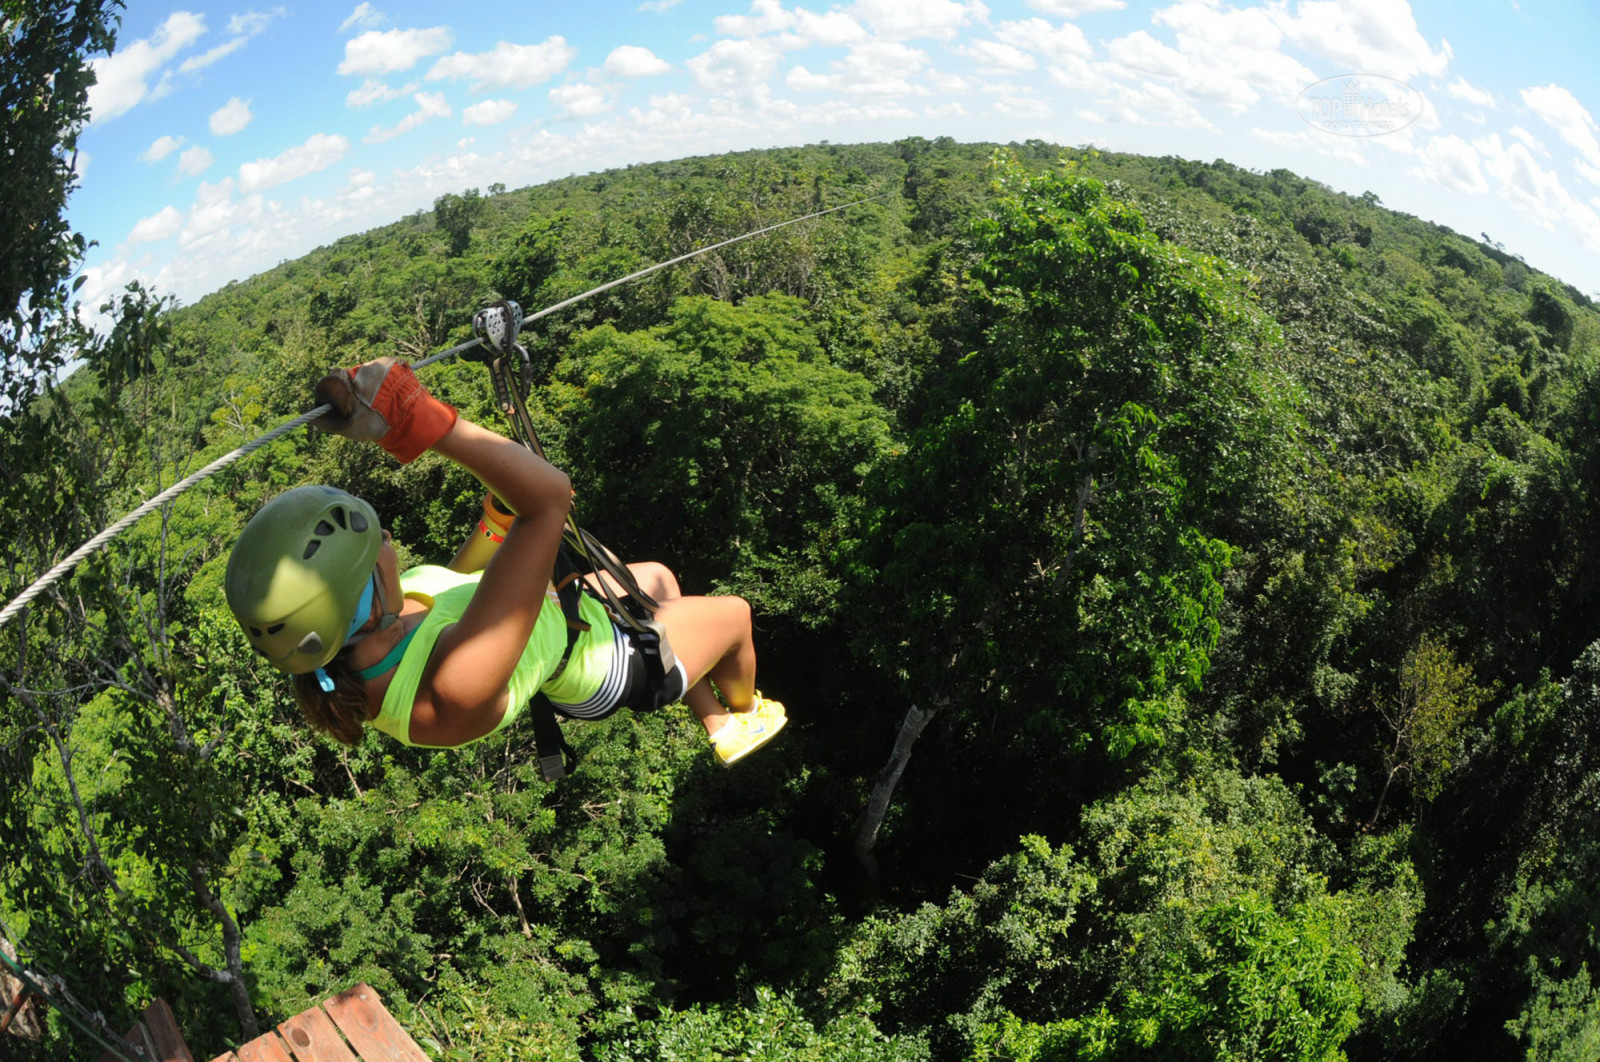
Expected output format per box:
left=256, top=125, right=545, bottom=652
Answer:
left=468, top=307, right=681, bottom=782
left=529, top=693, right=578, bottom=781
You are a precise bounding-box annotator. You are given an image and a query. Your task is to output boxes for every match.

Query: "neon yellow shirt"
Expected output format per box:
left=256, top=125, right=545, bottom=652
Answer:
left=369, top=565, right=614, bottom=747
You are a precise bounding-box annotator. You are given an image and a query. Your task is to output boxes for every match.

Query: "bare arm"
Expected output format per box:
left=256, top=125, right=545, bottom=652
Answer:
left=408, top=418, right=571, bottom=745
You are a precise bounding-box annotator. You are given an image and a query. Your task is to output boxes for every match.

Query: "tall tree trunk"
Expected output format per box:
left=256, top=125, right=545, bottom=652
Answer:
left=855, top=704, right=935, bottom=882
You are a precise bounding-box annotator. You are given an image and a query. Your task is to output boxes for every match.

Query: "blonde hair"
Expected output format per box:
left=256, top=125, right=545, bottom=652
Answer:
left=290, top=652, right=369, bottom=745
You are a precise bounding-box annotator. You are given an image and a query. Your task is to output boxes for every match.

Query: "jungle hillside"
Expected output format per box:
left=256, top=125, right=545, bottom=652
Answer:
left=8, top=126, right=1600, bottom=1060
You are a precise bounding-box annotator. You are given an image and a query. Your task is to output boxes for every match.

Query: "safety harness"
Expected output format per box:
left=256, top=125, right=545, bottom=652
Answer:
left=466, top=301, right=679, bottom=781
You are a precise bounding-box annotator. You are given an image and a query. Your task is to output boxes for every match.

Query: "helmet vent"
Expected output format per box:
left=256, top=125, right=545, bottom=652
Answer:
left=349, top=510, right=369, bottom=533
left=314, top=519, right=335, bottom=536
left=267, top=623, right=285, bottom=635
left=303, top=539, right=321, bottom=560
left=331, top=507, right=348, bottom=529
left=249, top=626, right=262, bottom=637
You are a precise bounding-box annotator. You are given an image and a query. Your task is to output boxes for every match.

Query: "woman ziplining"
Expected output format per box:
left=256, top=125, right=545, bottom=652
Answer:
left=222, top=357, right=787, bottom=765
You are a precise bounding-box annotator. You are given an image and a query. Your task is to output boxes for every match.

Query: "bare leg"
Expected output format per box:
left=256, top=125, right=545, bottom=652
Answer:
left=585, top=563, right=748, bottom=733
left=651, top=595, right=756, bottom=735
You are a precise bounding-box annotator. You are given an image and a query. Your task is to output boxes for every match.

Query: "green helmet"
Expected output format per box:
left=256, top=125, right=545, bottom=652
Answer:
left=225, top=485, right=382, bottom=674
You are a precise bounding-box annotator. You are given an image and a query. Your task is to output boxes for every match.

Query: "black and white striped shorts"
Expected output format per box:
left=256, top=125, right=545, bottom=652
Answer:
left=548, top=621, right=688, bottom=721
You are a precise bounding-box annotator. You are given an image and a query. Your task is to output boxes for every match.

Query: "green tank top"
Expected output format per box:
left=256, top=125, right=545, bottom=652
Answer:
left=369, top=565, right=614, bottom=747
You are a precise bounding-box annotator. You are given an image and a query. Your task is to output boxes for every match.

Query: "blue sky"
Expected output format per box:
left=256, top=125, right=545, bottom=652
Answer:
left=71, top=0, right=1600, bottom=318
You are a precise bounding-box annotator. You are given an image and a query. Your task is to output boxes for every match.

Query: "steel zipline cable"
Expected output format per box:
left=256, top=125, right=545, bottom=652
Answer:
left=0, top=191, right=890, bottom=632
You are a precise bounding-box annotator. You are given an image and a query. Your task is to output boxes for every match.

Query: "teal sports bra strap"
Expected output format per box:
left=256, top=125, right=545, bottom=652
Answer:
left=356, top=625, right=419, bottom=682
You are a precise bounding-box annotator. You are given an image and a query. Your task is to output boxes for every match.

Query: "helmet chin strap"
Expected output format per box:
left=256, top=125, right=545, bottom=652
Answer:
left=314, top=571, right=399, bottom=691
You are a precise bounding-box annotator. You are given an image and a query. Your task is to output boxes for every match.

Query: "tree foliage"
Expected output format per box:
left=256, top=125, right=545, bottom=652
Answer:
left=0, top=0, right=121, bottom=408
left=5, top=138, right=1600, bottom=1061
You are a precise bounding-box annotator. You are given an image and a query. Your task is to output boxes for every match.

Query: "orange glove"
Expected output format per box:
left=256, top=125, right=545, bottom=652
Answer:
left=312, top=357, right=458, bottom=464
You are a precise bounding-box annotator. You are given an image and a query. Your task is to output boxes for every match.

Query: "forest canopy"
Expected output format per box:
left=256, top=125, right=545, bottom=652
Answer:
left=5, top=132, right=1600, bottom=1062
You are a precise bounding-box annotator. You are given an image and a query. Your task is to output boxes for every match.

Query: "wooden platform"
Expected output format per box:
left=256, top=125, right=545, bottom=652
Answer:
left=97, top=984, right=427, bottom=1062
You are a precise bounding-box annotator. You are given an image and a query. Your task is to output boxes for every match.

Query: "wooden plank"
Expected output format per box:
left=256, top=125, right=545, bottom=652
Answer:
left=236, top=1030, right=295, bottom=1062
left=320, top=985, right=429, bottom=1062
left=141, top=999, right=196, bottom=1062
left=207, top=1054, right=240, bottom=1062
left=276, top=1005, right=357, bottom=1062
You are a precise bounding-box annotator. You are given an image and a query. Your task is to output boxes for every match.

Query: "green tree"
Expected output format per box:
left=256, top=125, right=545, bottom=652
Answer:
left=980, top=894, right=1363, bottom=1062
left=546, top=293, right=890, bottom=609
left=1368, top=634, right=1489, bottom=827
left=844, top=154, right=1301, bottom=769
left=1, top=0, right=121, bottom=408
left=433, top=188, right=486, bottom=257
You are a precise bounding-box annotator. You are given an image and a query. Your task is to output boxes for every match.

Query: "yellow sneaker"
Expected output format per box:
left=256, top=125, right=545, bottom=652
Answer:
left=750, top=691, right=786, bottom=719
left=710, top=710, right=786, bottom=766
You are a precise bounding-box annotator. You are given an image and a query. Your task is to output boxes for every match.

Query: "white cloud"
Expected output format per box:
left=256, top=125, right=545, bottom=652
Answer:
left=638, top=0, right=683, bottom=10
left=605, top=45, right=672, bottom=78
left=345, top=78, right=415, bottom=107
left=1023, top=0, right=1123, bottom=13
left=87, top=11, right=208, bottom=122
left=1103, top=30, right=1252, bottom=112
left=957, top=40, right=1036, bottom=74
left=181, top=181, right=251, bottom=250
left=365, top=92, right=452, bottom=143
left=1085, top=1, right=1315, bottom=121
left=178, top=9, right=282, bottom=74
left=142, top=135, right=185, bottom=162
left=1252, top=126, right=1370, bottom=166
left=209, top=97, right=253, bottom=135
left=1273, top=0, right=1448, bottom=81
left=1510, top=125, right=1548, bottom=156
left=427, top=38, right=577, bottom=91
left=239, top=133, right=350, bottom=191
left=551, top=82, right=617, bottom=118
left=1096, top=77, right=1218, bottom=130
left=688, top=38, right=782, bottom=92
left=851, top=0, right=988, bottom=41
left=1047, top=55, right=1110, bottom=93
left=129, top=206, right=185, bottom=244
left=463, top=99, right=518, bottom=126
left=994, top=18, right=1090, bottom=64
left=1407, top=134, right=1487, bottom=194
left=339, top=26, right=451, bottom=76
left=786, top=41, right=929, bottom=96
left=1447, top=76, right=1494, bottom=109
left=340, top=3, right=384, bottom=32
left=178, top=145, right=215, bottom=176
left=228, top=10, right=279, bottom=36
left=1474, top=132, right=1600, bottom=248
left=714, top=1, right=869, bottom=48
left=792, top=9, right=870, bottom=46
left=787, top=98, right=917, bottom=125
left=1520, top=84, right=1600, bottom=181
left=179, top=35, right=248, bottom=72
left=716, top=0, right=793, bottom=36
left=995, top=94, right=1051, bottom=118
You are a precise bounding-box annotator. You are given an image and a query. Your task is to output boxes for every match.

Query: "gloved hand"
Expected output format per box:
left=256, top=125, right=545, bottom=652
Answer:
left=312, top=357, right=458, bottom=464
